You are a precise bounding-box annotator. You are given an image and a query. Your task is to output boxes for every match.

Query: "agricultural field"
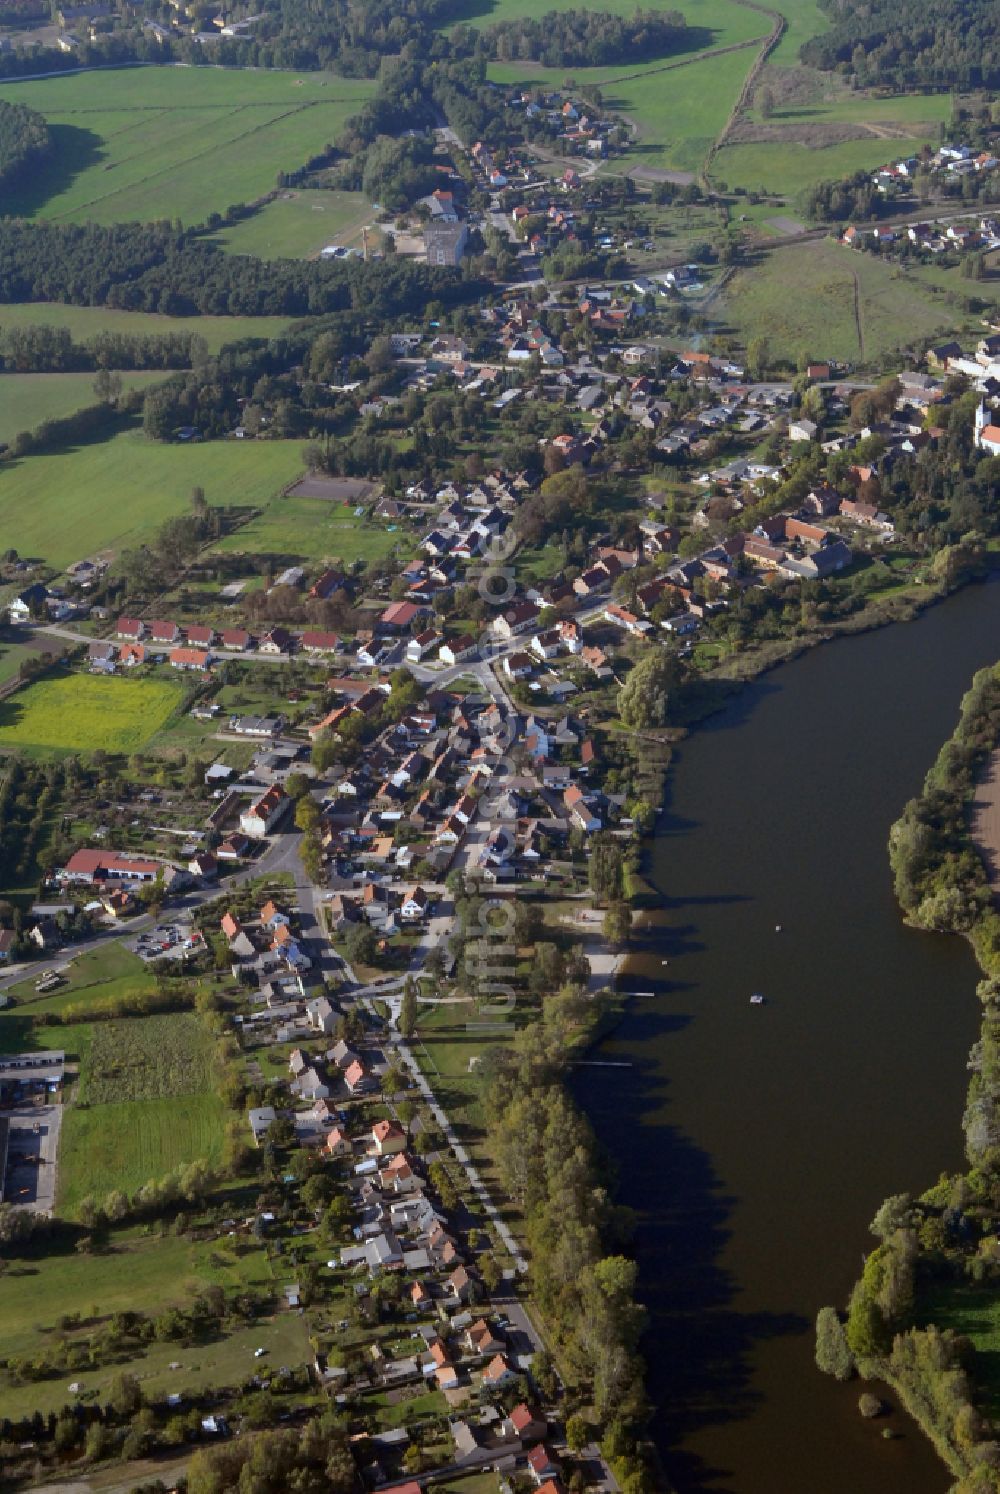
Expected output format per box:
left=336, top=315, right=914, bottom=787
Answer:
left=720, top=237, right=962, bottom=366
left=210, top=188, right=374, bottom=259
left=0, top=301, right=295, bottom=352
left=0, top=671, right=187, bottom=756
left=0, top=370, right=166, bottom=446
left=0, top=426, right=304, bottom=569
left=215, top=494, right=414, bottom=566
left=0, top=66, right=376, bottom=227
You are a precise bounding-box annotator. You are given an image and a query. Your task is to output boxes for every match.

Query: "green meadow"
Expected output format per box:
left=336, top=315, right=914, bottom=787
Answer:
left=215, top=494, right=414, bottom=565
left=0, top=426, right=303, bottom=568
left=721, top=237, right=961, bottom=366
left=0, top=301, right=294, bottom=352
left=0, top=66, right=375, bottom=227
left=211, top=188, right=374, bottom=259
left=0, top=672, right=187, bottom=756
left=717, top=90, right=953, bottom=194
left=0, top=371, right=165, bottom=446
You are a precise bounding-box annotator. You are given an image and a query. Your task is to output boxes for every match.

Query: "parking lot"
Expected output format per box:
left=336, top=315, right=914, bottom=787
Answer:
left=133, top=921, right=204, bottom=962
left=2, top=1103, right=61, bottom=1214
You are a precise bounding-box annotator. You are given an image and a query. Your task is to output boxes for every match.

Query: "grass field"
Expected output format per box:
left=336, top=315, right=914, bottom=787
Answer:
left=80, top=1013, right=216, bottom=1103
left=210, top=188, right=373, bottom=259
left=717, top=90, right=952, bottom=195
left=216, top=494, right=414, bottom=566
left=0, top=301, right=294, bottom=352
left=721, top=238, right=960, bottom=366
left=58, top=1009, right=227, bottom=1213
left=0, top=66, right=376, bottom=227
left=58, top=1092, right=228, bottom=1215
left=0, top=672, right=187, bottom=756
left=0, top=370, right=165, bottom=445
left=0, top=1226, right=310, bottom=1415
left=0, top=426, right=304, bottom=568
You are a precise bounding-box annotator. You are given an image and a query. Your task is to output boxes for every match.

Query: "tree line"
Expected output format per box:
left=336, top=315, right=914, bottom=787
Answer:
left=0, top=322, right=208, bottom=373
left=0, top=219, right=473, bottom=318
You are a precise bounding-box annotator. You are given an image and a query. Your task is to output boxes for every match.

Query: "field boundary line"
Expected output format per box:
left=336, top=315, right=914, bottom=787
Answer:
left=597, top=33, right=765, bottom=88
left=701, top=0, right=786, bottom=187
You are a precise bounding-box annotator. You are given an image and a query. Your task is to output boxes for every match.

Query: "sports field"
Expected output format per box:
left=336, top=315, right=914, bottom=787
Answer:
left=721, top=238, right=961, bottom=366
left=0, top=301, right=294, bottom=351
left=217, top=494, right=414, bottom=565
left=0, top=66, right=376, bottom=226
left=211, top=188, right=373, bottom=259
left=0, top=672, right=186, bottom=756
left=0, top=426, right=304, bottom=568
left=0, top=370, right=165, bottom=446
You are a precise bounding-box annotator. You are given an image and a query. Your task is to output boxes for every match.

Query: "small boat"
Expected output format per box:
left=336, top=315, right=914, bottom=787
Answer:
left=774, top=924, right=782, bottom=933
left=750, top=993, right=765, bottom=1005
left=661, top=959, right=671, bottom=966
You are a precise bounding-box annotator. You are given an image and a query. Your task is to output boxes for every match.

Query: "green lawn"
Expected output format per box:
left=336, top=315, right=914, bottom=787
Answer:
left=0, top=67, right=376, bottom=227
left=0, top=633, right=65, bottom=687
left=216, top=495, right=413, bottom=566
left=0, top=426, right=304, bottom=568
left=768, top=0, right=831, bottom=62
left=0, top=301, right=294, bottom=352
left=58, top=1091, right=229, bottom=1215
left=0, top=672, right=187, bottom=756
left=0, top=371, right=165, bottom=446
left=721, top=237, right=960, bottom=366
left=210, top=189, right=374, bottom=259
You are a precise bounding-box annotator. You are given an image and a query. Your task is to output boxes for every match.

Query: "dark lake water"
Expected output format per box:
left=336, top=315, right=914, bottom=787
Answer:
left=577, top=578, right=1000, bottom=1494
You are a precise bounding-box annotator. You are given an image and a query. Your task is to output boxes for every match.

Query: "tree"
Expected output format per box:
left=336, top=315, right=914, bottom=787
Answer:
left=399, top=977, right=418, bottom=1038
left=342, top=921, right=376, bottom=968
left=617, top=648, right=675, bottom=730
left=603, top=900, right=632, bottom=947
left=566, top=1412, right=591, bottom=1451
left=815, top=1306, right=855, bottom=1380
left=107, top=1371, right=142, bottom=1419
left=746, top=335, right=770, bottom=381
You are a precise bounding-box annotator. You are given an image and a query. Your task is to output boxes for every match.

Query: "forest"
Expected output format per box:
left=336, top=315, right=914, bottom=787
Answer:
left=0, top=221, right=474, bottom=318
left=0, top=99, right=50, bottom=190
left=475, top=7, right=687, bottom=68
left=802, top=0, right=1000, bottom=90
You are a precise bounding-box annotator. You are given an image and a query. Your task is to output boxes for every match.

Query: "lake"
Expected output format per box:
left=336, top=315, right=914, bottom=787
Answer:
left=578, top=578, right=1000, bottom=1493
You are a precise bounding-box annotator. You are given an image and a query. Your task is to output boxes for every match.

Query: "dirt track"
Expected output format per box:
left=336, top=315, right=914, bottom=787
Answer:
left=971, top=747, right=1000, bottom=899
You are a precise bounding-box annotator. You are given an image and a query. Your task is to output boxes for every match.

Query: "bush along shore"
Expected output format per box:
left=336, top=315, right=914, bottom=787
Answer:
left=815, top=662, right=1000, bottom=1493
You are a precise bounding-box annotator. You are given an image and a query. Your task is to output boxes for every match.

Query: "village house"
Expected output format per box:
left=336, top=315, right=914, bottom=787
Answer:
left=240, top=785, right=290, bottom=839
